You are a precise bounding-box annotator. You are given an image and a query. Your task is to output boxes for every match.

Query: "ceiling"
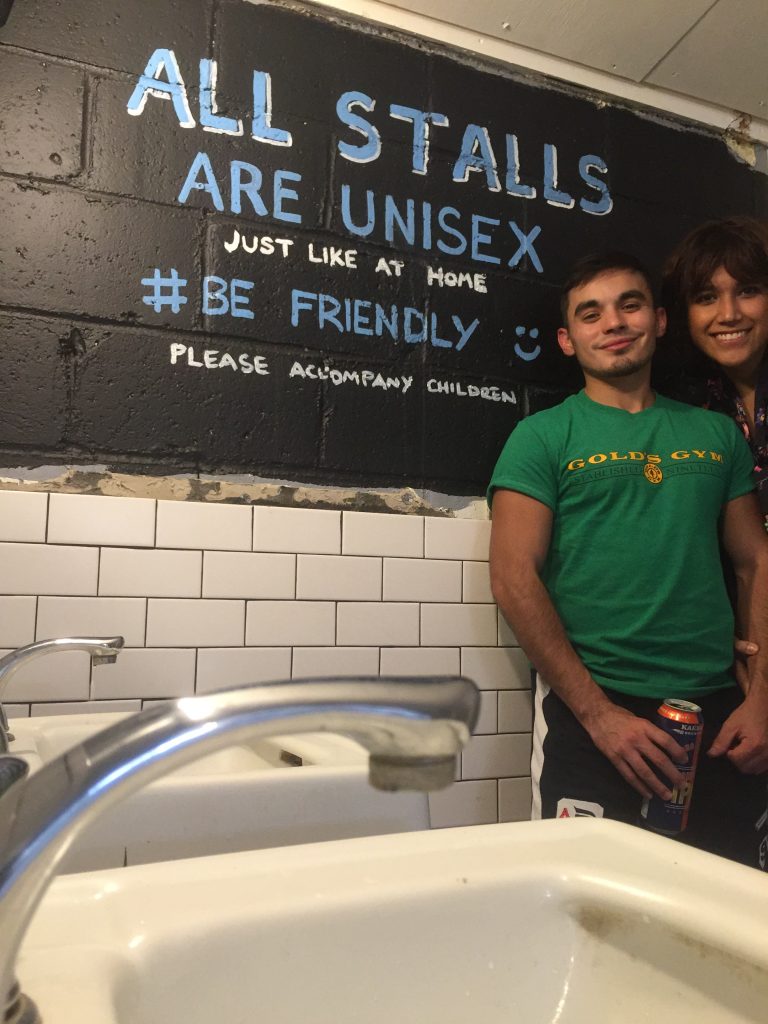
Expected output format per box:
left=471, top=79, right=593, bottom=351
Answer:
left=380, top=0, right=768, bottom=121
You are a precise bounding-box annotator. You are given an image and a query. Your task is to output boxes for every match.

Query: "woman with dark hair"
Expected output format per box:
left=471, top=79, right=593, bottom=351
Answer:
left=662, top=216, right=768, bottom=530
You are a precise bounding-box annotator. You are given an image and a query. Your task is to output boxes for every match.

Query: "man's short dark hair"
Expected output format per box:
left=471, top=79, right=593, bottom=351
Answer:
left=661, top=217, right=768, bottom=331
left=560, top=251, right=655, bottom=325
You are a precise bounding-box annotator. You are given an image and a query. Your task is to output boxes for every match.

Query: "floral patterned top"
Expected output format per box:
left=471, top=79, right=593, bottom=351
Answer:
left=704, top=363, right=768, bottom=531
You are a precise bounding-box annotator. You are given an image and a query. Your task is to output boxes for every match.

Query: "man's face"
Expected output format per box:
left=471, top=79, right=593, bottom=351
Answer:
left=557, top=269, right=666, bottom=381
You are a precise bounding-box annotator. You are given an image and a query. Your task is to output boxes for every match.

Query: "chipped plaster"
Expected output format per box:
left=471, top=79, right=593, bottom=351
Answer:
left=0, top=465, right=489, bottom=519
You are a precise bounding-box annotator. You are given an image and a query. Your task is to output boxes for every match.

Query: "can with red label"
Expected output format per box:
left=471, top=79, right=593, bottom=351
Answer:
left=640, top=698, right=703, bottom=835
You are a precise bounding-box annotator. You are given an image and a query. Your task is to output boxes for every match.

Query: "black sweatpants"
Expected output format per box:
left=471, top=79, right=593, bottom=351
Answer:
left=531, top=678, right=768, bottom=870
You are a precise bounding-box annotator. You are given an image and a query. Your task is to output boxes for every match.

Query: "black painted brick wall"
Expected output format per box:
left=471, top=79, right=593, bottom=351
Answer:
left=0, top=0, right=764, bottom=494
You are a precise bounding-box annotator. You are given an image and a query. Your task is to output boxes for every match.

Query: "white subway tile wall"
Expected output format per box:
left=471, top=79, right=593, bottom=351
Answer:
left=428, top=779, right=498, bottom=828
left=0, top=649, right=90, bottom=702
left=342, top=510, right=423, bottom=557
left=292, top=646, right=379, bottom=678
left=100, top=549, right=203, bottom=598
left=196, top=647, right=292, bottom=692
left=253, top=506, right=340, bottom=554
left=0, top=494, right=532, bottom=827
left=156, top=500, right=252, bottom=551
left=462, top=560, right=494, bottom=603
left=382, top=557, right=461, bottom=603
left=246, top=600, right=336, bottom=646
left=474, top=691, right=499, bottom=735
left=0, top=597, right=37, bottom=647
left=424, top=517, right=491, bottom=560
left=31, top=699, right=142, bottom=717
left=5, top=704, right=31, bottom=719
left=420, top=603, right=497, bottom=647
left=0, top=491, right=47, bottom=543
left=36, top=597, right=147, bottom=646
left=498, top=689, right=534, bottom=732
left=379, top=647, right=460, bottom=676
left=48, top=493, right=155, bottom=547
left=296, top=554, right=381, bottom=601
left=202, top=551, right=296, bottom=600
left=0, top=543, right=98, bottom=596
left=146, top=599, right=245, bottom=647
left=499, top=777, right=534, bottom=822
left=91, top=648, right=197, bottom=700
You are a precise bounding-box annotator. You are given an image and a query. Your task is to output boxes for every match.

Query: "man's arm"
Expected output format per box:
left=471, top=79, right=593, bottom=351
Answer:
left=710, top=492, right=768, bottom=772
left=489, top=488, right=685, bottom=799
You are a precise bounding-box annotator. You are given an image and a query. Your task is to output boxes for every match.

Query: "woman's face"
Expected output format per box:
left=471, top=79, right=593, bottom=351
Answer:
left=687, top=266, right=768, bottom=378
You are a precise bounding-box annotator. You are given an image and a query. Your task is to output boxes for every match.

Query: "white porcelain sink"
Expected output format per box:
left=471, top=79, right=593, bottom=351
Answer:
left=11, top=714, right=368, bottom=774
left=18, top=819, right=768, bottom=1024
left=9, top=713, right=429, bottom=871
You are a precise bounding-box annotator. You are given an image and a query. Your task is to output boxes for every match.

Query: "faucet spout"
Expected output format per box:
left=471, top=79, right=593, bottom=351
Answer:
left=0, top=674, right=478, bottom=1021
left=0, top=637, right=125, bottom=752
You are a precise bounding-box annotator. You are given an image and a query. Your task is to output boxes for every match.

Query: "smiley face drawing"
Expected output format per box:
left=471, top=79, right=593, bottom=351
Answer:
left=513, top=326, right=541, bottom=362
left=644, top=464, right=663, bottom=485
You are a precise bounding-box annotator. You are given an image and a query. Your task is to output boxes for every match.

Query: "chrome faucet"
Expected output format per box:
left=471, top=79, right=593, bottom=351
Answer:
left=0, top=674, right=478, bottom=1024
left=0, top=637, right=125, bottom=752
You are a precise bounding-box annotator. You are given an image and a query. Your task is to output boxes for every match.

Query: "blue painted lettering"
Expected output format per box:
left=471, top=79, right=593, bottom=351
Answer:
left=199, top=59, right=242, bottom=136
left=126, top=48, right=195, bottom=127
left=508, top=222, right=543, bottom=273
left=389, top=105, right=449, bottom=175
left=543, top=144, right=575, bottom=209
left=384, top=194, right=416, bottom=245
left=336, top=91, right=381, bottom=163
left=202, top=276, right=229, bottom=315
left=436, top=206, right=467, bottom=256
left=453, top=316, right=480, bottom=351
left=376, top=305, right=398, bottom=340
left=230, top=279, right=254, bottom=319
left=230, top=161, right=267, bottom=216
left=251, top=71, right=292, bottom=146
left=178, top=152, right=224, bottom=210
left=290, top=290, right=480, bottom=350
left=430, top=314, right=452, bottom=349
left=504, top=135, right=536, bottom=199
left=353, top=300, right=373, bottom=335
left=340, top=184, right=375, bottom=237
left=578, top=155, right=613, bottom=216
left=452, top=125, right=501, bottom=192
left=404, top=309, right=427, bottom=343
left=319, top=293, right=344, bottom=332
left=422, top=201, right=433, bottom=250
left=273, top=170, right=302, bottom=223
left=178, top=153, right=302, bottom=220
left=471, top=216, right=501, bottom=265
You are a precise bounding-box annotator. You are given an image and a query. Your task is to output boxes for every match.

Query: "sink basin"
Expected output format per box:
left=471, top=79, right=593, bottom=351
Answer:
left=9, top=713, right=429, bottom=871
left=18, top=819, right=768, bottom=1024
left=11, top=713, right=371, bottom=772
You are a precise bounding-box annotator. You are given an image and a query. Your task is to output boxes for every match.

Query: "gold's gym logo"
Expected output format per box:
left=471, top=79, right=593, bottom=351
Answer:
left=566, top=449, right=724, bottom=473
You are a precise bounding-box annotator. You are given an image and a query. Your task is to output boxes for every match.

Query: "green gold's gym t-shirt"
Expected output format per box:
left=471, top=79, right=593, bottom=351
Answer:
left=488, top=391, right=756, bottom=699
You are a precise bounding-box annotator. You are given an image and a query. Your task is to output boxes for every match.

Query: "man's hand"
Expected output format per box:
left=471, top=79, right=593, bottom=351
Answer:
left=582, top=703, right=686, bottom=800
left=708, top=690, right=768, bottom=773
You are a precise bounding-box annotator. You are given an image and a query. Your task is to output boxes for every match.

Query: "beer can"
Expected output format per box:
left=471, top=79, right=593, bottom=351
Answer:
left=640, top=698, right=703, bottom=835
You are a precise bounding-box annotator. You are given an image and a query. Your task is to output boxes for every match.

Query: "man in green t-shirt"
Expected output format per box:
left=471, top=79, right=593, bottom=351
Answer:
left=488, top=251, right=768, bottom=868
